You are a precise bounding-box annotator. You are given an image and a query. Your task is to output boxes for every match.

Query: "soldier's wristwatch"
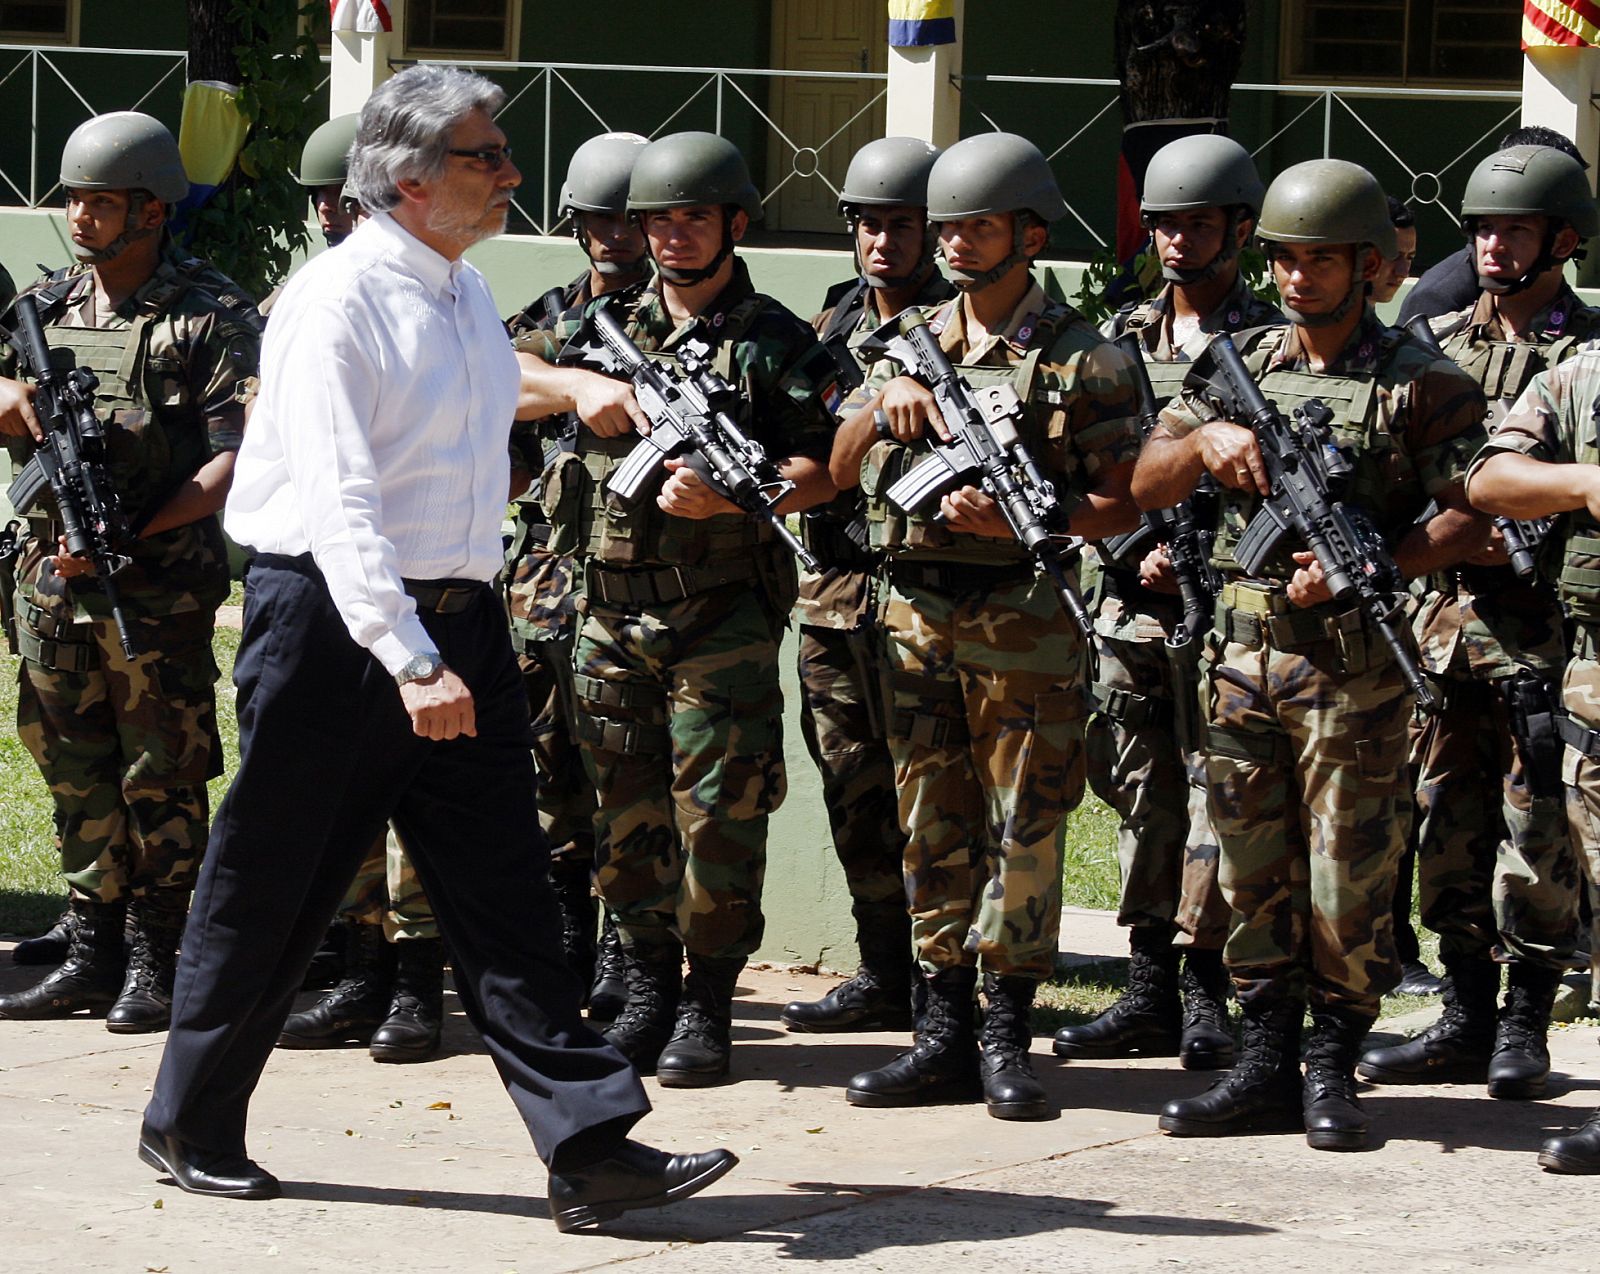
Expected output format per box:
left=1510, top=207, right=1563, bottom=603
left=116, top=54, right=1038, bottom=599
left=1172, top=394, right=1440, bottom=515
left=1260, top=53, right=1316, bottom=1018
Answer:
left=395, top=650, right=445, bottom=686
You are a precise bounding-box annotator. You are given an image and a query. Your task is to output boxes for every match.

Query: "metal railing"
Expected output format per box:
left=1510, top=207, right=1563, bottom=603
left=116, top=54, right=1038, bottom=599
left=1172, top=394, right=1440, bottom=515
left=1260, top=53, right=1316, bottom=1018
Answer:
left=956, top=73, right=1524, bottom=249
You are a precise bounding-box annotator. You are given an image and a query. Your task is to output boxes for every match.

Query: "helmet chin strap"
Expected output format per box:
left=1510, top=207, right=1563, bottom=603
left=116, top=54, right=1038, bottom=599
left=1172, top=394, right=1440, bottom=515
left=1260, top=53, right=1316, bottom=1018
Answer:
left=1155, top=207, right=1246, bottom=285
left=645, top=209, right=735, bottom=286
left=323, top=229, right=349, bottom=248
left=1474, top=221, right=1568, bottom=297
left=1276, top=241, right=1373, bottom=328
left=575, top=212, right=651, bottom=281
left=71, top=192, right=157, bottom=264
left=943, top=218, right=1028, bottom=293
left=850, top=211, right=938, bottom=290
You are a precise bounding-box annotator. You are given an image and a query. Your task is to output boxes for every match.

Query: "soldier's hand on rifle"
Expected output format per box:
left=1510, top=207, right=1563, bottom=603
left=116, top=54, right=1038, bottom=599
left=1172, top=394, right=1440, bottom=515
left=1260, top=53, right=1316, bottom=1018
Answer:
left=571, top=371, right=651, bottom=438
left=46, top=534, right=95, bottom=579
left=1195, top=420, right=1271, bottom=494
left=0, top=375, right=42, bottom=441
left=880, top=375, right=948, bottom=442
left=1287, top=551, right=1334, bottom=608
left=939, top=485, right=1010, bottom=537
left=659, top=457, right=740, bottom=519
left=1466, top=522, right=1510, bottom=568
left=1139, top=545, right=1181, bottom=596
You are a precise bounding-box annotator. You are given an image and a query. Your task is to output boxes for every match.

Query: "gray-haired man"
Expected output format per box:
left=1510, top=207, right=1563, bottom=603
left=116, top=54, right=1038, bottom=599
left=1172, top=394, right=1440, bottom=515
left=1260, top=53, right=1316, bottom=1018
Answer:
left=139, top=66, right=735, bottom=1231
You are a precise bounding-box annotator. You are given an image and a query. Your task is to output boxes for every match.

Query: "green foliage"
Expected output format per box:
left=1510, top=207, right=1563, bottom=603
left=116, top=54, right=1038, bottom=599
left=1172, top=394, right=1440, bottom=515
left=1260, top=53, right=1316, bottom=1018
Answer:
left=184, top=1, right=324, bottom=300
left=1072, top=239, right=1280, bottom=326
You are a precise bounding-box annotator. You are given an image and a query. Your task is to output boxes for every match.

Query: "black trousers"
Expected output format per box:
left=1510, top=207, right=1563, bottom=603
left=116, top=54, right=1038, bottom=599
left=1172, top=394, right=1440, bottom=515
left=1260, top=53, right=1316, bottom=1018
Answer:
left=145, top=554, right=648, bottom=1169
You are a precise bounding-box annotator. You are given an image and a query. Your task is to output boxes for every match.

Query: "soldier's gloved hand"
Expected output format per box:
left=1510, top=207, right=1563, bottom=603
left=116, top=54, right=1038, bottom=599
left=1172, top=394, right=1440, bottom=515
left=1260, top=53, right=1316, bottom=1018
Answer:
left=0, top=375, right=42, bottom=441
left=880, top=375, right=947, bottom=442
left=1287, top=551, right=1334, bottom=608
left=1195, top=420, right=1270, bottom=494
left=572, top=371, right=650, bottom=438
left=1139, top=545, right=1181, bottom=596
left=939, top=485, right=1009, bottom=537
left=659, top=458, right=741, bottom=519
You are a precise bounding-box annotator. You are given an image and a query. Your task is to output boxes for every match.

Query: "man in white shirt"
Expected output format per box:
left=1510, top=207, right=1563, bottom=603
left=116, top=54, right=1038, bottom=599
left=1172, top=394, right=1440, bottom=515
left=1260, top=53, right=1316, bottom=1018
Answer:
left=139, top=66, right=736, bottom=1232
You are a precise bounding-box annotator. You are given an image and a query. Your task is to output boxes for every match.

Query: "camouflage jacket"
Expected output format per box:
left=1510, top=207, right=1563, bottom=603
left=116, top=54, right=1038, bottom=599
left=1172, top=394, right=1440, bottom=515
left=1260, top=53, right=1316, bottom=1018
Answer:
left=513, top=256, right=838, bottom=582
left=799, top=267, right=957, bottom=630
left=1101, top=275, right=1283, bottom=362
left=1159, top=312, right=1487, bottom=587
left=2, top=245, right=261, bottom=618
left=1413, top=285, right=1600, bottom=678
left=848, top=278, right=1142, bottom=566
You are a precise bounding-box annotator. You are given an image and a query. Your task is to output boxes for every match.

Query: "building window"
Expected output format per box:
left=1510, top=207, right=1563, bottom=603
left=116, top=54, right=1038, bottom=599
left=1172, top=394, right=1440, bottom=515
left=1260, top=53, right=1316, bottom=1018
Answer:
left=0, top=0, right=75, bottom=43
left=1283, top=0, right=1520, bottom=86
left=404, top=0, right=516, bottom=60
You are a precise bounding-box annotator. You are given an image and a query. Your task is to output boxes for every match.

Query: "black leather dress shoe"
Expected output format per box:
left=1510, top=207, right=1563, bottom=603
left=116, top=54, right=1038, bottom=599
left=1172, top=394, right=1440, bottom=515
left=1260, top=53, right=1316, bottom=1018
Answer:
left=547, top=1140, right=737, bottom=1232
left=138, top=1121, right=281, bottom=1200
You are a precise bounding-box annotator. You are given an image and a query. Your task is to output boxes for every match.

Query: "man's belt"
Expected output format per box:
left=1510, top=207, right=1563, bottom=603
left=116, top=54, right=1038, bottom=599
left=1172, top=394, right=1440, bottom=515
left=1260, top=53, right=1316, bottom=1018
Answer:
left=886, top=559, right=1036, bottom=595
left=1558, top=712, right=1600, bottom=761
left=403, top=578, right=490, bottom=614
left=1216, top=579, right=1357, bottom=650
left=585, top=558, right=760, bottom=607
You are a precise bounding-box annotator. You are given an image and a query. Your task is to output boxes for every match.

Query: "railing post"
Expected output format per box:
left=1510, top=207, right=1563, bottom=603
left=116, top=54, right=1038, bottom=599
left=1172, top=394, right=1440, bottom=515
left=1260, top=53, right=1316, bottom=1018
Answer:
left=885, top=0, right=963, bottom=145
left=29, top=49, right=37, bottom=206
left=1522, top=44, right=1600, bottom=284
left=329, top=0, right=404, bottom=118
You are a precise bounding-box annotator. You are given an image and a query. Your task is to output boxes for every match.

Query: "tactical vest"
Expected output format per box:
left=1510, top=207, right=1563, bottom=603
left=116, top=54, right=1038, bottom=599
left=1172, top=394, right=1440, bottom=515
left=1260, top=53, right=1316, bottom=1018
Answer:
left=1208, top=327, right=1421, bottom=580
left=545, top=295, right=785, bottom=570
left=1119, top=301, right=1192, bottom=407
left=1443, top=325, right=1591, bottom=424
left=1559, top=394, right=1600, bottom=626
left=863, top=300, right=1076, bottom=565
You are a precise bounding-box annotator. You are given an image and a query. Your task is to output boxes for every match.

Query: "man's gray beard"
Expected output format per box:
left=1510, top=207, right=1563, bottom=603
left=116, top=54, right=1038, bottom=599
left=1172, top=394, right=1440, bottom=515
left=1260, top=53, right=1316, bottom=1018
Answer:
left=427, top=201, right=509, bottom=249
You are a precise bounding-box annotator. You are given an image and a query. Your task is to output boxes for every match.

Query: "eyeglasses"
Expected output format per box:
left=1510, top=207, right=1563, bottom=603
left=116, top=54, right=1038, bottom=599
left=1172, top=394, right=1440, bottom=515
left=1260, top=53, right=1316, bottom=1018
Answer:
left=448, top=144, right=514, bottom=171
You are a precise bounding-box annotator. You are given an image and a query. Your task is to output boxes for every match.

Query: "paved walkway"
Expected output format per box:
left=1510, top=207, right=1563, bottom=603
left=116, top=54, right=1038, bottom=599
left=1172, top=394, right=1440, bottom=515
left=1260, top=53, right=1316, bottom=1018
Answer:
left=3, top=949, right=1599, bottom=1273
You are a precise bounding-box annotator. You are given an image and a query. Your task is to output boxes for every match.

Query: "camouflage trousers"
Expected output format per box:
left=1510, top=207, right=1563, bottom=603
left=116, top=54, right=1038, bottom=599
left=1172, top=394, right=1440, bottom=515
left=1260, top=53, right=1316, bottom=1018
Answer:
left=1086, top=596, right=1229, bottom=949
left=797, top=622, right=903, bottom=910
left=574, top=586, right=785, bottom=960
left=882, top=573, right=1088, bottom=980
left=518, top=633, right=598, bottom=870
left=1203, top=604, right=1409, bottom=1016
left=1412, top=671, right=1579, bottom=970
left=338, top=826, right=439, bottom=941
left=1559, top=652, right=1600, bottom=905
left=14, top=591, right=220, bottom=905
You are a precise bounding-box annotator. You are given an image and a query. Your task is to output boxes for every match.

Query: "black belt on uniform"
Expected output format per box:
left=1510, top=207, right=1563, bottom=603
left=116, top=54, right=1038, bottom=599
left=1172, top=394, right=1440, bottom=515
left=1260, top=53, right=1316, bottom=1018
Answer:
left=1558, top=712, right=1600, bottom=760
left=585, top=558, right=760, bottom=607
left=886, top=559, right=1036, bottom=595
left=403, top=578, right=490, bottom=614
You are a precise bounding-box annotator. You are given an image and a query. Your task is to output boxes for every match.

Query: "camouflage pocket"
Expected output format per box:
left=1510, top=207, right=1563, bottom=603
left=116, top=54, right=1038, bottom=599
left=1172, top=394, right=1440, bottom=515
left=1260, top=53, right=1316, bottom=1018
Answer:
left=1031, top=685, right=1089, bottom=815
left=540, top=450, right=586, bottom=557
left=1318, top=733, right=1406, bottom=862
left=674, top=673, right=787, bottom=823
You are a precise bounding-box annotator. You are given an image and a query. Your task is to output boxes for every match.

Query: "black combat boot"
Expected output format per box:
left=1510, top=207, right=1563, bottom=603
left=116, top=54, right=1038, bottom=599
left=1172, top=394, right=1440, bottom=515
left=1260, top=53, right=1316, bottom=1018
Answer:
left=979, top=974, right=1050, bottom=1120
left=588, top=912, right=627, bottom=1022
left=0, top=898, right=125, bottom=1019
left=1539, top=1107, right=1600, bottom=1174
left=782, top=901, right=913, bottom=1033
left=12, top=905, right=77, bottom=966
left=277, top=920, right=395, bottom=1048
left=369, top=936, right=446, bottom=1063
left=657, top=955, right=745, bottom=1087
left=1487, top=962, right=1562, bottom=1100
left=846, top=966, right=982, bottom=1107
left=1358, top=956, right=1498, bottom=1084
left=603, top=940, right=683, bottom=1074
left=550, top=857, right=598, bottom=1003
left=300, top=922, right=347, bottom=992
left=106, top=891, right=188, bottom=1034
left=1302, top=1006, right=1376, bottom=1151
left=1158, top=997, right=1304, bottom=1137
left=1179, top=948, right=1235, bottom=1071
left=1053, top=925, right=1181, bottom=1058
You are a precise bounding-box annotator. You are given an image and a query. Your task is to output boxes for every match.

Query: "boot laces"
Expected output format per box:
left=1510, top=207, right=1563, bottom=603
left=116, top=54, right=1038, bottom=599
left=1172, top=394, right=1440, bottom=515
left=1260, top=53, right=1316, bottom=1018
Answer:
left=1181, top=966, right=1229, bottom=1030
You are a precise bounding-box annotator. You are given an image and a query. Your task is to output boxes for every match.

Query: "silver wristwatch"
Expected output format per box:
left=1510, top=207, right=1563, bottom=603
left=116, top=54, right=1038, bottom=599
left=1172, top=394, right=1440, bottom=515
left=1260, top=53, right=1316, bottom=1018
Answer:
left=394, top=650, right=445, bottom=686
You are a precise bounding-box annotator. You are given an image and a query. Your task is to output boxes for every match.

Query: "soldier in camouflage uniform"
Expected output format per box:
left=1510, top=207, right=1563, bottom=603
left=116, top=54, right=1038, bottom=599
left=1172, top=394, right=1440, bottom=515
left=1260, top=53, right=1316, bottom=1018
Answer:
left=780, top=137, right=954, bottom=1035
left=1139, top=159, right=1489, bottom=1150
left=830, top=133, right=1142, bottom=1119
left=504, top=133, right=651, bottom=1021
left=1465, top=343, right=1600, bottom=1172
left=0, top=112, right=261, bottom=1032
left=513, top=132, right=838, bottom=1086
left=1361, top=146, right=1598, bottom=1101
left=1057, top=134, right=1279, bottom=1071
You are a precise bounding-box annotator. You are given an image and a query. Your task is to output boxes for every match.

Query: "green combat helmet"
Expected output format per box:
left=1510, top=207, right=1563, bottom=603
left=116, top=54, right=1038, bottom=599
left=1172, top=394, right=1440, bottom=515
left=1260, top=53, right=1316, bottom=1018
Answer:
left=59, top=110, right=189, bottom=264
left=628, top=131, right=761, bottom=284
left=925, top=132, right=1066, bottom=291
left=1141, top=133, right=1265, bottom=284
left=1460, top=144, right=1600, bottom=295
left=1256, top=157, right=1395, bottom=326
left=296, top=113, right=359, bottom=189
left=838, top=135, right=941, bottom=289
left=560, top=132, right=650, bottom=277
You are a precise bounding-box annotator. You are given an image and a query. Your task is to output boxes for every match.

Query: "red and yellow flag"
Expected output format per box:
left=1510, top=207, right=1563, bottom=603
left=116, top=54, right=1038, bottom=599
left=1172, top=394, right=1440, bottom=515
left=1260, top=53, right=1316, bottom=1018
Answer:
left=1524, top=0, right=1600, bottom=48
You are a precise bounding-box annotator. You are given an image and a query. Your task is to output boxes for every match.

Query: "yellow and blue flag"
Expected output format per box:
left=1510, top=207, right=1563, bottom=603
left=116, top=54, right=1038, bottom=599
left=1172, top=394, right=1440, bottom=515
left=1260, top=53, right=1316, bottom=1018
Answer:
left=888, top=0, right=956, bottom=48
left=175, top=78, right=249, bottom=229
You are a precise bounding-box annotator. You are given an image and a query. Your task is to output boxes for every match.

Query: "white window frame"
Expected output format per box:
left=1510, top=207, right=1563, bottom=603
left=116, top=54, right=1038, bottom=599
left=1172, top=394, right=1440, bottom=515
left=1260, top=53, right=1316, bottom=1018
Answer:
left=0, top=0, right=79, bottom=46
left=401, top=0, right=520, bottom=62
left=1278, top=0, right=1520, bottom=89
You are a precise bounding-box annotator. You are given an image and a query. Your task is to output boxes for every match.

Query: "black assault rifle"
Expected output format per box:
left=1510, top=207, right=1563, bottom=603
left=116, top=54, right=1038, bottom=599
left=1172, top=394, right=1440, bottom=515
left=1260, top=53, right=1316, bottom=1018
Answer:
left=1100, top=333, right=1222, bottom=650
left=1185, top=333, right=1436, bottom=712
left=5, top=293, right=137, bottom=658
left=859, top=307, right=1093, bottom=636
left=1403, top=315, right=1551, bottom=579
left=557, top=300, right=819, bottom=571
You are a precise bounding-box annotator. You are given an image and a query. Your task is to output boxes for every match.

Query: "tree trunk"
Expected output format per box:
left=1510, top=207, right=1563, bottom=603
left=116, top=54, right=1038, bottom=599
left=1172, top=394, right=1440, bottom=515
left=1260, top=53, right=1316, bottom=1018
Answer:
left=188, top=0, right=244, bottom=85
left=1115, top=0, right=1247, bottom=125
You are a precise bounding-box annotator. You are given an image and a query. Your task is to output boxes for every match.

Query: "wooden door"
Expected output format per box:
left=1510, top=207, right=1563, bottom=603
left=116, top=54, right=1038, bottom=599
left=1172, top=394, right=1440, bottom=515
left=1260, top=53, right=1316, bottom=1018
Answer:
left=767, top=0, right=887, bottom=234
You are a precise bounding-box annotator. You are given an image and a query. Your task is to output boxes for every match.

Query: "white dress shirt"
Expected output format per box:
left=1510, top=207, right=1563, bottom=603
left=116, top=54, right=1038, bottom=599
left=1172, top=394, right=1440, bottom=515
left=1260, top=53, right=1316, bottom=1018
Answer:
left=225, top=212, right=519, bottom=675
